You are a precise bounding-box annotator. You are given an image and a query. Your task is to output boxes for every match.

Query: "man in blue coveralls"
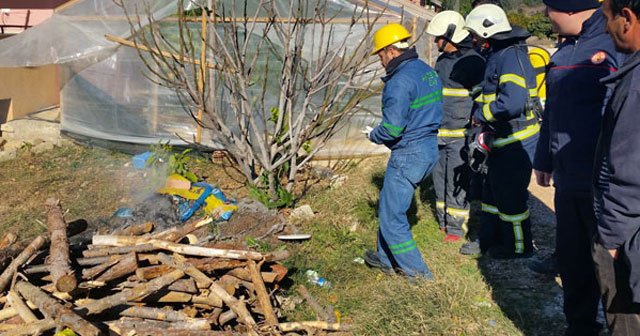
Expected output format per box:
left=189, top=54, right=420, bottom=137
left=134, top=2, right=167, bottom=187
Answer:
left=362, top=23, right=443, bottom=279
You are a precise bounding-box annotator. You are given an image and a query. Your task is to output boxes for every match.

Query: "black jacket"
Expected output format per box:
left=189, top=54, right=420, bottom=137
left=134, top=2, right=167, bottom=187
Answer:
left=434, top=40, right=485, bottom=144
left=594, top=50, right=640, bottom=302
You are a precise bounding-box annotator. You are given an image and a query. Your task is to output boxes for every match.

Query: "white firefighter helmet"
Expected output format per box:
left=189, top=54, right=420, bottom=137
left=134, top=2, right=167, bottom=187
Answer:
left=426, top=11, right=469, bottom=44
left=465, top=4, right=512, bottom=38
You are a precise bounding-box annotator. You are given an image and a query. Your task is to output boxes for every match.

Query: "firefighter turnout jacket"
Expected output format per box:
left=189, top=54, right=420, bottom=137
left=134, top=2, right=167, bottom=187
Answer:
left=473, top=26, right=540, bottom=154
left=435, top=39, right=485, bottom=144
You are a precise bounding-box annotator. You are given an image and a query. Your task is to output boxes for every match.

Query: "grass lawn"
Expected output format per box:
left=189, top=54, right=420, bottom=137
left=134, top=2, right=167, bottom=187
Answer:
left=0, top=143, right=566, bottom=335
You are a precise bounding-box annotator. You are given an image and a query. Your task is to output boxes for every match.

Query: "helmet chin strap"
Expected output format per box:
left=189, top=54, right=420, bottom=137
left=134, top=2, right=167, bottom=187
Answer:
left=438, top=23, right=457, bottom=53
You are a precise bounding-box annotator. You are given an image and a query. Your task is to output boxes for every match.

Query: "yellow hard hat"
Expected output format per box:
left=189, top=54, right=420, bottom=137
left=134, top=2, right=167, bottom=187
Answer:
left=372, top=23, right=412, bottom=55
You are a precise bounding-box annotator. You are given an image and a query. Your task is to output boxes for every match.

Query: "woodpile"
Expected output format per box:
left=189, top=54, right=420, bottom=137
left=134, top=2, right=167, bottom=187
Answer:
left=0, top=199, right=350, bottom=335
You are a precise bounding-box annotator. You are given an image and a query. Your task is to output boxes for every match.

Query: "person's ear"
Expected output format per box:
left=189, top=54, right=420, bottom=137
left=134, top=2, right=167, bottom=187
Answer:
left=621, top=7, right=636, bottom=32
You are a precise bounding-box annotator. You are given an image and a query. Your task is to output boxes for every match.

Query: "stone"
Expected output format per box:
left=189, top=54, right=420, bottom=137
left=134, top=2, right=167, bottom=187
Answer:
left=289, top=205, right=314, bottom=221
left=31, top=142, right=55, bottom=154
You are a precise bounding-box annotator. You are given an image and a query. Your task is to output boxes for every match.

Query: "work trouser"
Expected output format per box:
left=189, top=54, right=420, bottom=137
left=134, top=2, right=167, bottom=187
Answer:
left=478, top=143, right=533, bottom=255
left=432, top=139, right=470, bottom=237
left=376, top=140, right=438, bottom=278
left=555, top=191, right=601, bottom=336
left=593, top=241, right=640, bottom=336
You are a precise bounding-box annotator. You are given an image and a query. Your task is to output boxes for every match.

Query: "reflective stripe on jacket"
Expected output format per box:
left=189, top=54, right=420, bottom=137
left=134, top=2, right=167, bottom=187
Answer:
left=473, top=30, right=539, bottom=151
left=434, top=44, right=485, bottom=142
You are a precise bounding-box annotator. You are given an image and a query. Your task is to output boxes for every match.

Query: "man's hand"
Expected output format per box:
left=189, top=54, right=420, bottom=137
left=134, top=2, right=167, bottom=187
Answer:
left=361, top=126, right=374, bottom=139
left=534, top=169, right=552, bottom=187
left=609, top=248, right=619, bottom=260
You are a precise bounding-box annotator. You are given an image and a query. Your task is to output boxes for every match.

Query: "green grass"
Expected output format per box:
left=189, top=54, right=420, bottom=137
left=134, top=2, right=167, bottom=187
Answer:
left=0, top=144, right=566, bottom=335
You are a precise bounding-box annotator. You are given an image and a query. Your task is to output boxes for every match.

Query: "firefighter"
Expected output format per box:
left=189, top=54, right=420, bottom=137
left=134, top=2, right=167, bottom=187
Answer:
left=426, top=11, right=485, bottom=242
left=459, top=4, right=541, bottom=259
left=362, top=23, right=443, bottom=278
left=531, top=0, right=622, bottom=334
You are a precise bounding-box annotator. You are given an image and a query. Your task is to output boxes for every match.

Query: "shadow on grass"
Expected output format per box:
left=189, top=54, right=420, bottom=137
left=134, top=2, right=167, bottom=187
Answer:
left=471, top=191, right=567, bottom=335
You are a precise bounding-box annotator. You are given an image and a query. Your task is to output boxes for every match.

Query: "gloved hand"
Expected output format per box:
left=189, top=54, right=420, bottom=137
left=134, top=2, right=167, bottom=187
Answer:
left=361, top=126, right=374, bottom=139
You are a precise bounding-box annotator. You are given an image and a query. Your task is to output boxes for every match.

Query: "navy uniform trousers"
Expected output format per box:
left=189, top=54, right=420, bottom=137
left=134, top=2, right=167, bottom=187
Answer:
left=432, top=138, right=470, bottom=237
left=555, top=192, right=602, bottom=336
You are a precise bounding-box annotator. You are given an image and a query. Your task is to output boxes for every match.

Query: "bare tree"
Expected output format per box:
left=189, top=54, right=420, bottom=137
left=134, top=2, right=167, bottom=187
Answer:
left=120, top=0, right=385, bottom=203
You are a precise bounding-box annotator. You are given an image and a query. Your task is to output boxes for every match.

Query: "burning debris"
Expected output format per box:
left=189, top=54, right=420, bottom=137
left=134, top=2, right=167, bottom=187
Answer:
left=0, top=197, right=349, bottom=335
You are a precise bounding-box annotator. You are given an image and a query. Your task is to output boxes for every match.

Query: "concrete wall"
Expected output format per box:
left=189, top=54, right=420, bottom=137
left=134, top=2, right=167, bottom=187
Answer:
left=0, top=65, right=60, bottom=121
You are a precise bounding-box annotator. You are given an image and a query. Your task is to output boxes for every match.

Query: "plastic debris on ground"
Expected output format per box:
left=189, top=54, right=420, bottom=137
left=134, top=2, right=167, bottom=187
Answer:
left=157, top=174, right=238, bottom=222
left=131, top=151, right=153, bottom=169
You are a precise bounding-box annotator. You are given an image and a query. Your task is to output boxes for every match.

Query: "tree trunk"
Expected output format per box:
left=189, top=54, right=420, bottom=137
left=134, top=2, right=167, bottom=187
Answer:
left=0, top=235, right=47, bottom=292
left=15, top=281, right=101, bottom=336
left=45, top=198, right=77, bottom=293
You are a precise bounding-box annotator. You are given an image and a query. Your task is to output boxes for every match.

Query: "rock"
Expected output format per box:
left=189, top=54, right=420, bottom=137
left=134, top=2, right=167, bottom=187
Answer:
left=0, top=149, right=17, bottom=162
left=289, top=205, right=314, bottom=221
left=31, top=142, right=55, bottom=154
left=330, top=175, right=347, bottom=188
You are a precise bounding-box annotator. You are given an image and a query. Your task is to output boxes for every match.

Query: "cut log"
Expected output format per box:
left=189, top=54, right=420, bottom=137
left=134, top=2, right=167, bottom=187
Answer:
left=6, top=291, right=37, bottom=323
left=0, top=235, right=47, bottom=292
left=112, top=221, right=154, bottom=236
left=14, top=280, right=100, bottom=336
left=136, top=258, right=246, bottom=281
left=152, top=217, right=212, bottom=242
left=95, top=252, right=137, bottom=283
left=79, top=268, right=185, bottom=315
left=156, top=253, right=258, bottom=332
left=120, top=305, right=192, bottom=322
left=0, top=319, right=56, bottom=336
left=247, top=259, right=278, bottom=326
left=107, top=318, right=211, bottom=335
left=92, top=235, right=264, bottom=260
left=275, top=321, right=351, bottom=332
left=0, top=306, right=17, bottom=321
left=81, top=258, right=119, bottom=280
left=0, top=232, right=17, bottom=250
left=82, top=243, right=155, bottom=258
left=226, top=268, right=278, bottom=283
left=45, top=198, right=77, bottom=293
left=107, top=319, right=237, bottom=335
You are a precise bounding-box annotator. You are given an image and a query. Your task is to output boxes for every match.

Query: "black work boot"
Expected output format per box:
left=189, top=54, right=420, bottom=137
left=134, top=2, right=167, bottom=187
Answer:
left=460, top=240, right=481, bottom=255
left=363, top=250, right=394, bottom=274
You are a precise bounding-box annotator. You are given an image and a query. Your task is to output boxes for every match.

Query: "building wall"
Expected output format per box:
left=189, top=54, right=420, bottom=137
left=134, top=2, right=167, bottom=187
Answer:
left=0, top=65, right=60, bottom=121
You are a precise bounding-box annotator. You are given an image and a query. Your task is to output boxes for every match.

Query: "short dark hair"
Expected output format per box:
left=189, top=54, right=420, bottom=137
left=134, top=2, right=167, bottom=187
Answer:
left=472, top=0, right=502, bottom=8
left=610, top=0, right=640, bottom=17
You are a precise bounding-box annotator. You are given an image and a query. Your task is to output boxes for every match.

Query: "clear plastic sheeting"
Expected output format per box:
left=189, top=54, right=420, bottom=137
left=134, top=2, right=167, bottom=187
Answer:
left=0, top=0, right=438, bottom=158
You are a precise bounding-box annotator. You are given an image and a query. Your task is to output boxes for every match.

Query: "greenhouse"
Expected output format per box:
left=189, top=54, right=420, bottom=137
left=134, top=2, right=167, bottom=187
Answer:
left=0, top=0, right=437, bottom=157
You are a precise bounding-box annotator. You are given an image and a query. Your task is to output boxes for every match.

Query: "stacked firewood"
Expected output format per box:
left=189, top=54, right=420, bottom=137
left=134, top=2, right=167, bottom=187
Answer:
left=0, top=199, right=349, bottom=336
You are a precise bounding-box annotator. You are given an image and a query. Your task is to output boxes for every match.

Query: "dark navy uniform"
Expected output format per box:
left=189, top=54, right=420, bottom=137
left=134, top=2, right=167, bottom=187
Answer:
left=533, top=9, right=620, bottom=336
left=473, top=26, right=540, bottom=258
left=432, top=40, right=485, bottom=237
left=593, top=50, right=640, bottom=336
